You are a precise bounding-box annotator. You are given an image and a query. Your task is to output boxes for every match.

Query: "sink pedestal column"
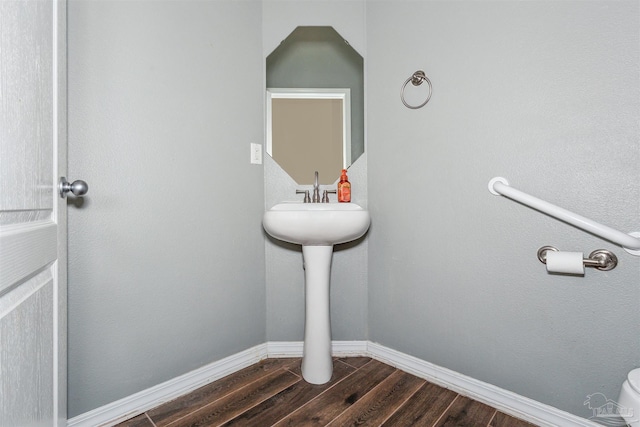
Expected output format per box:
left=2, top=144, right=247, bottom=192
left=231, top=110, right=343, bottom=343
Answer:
left=300, top=245, right=334, bottom=384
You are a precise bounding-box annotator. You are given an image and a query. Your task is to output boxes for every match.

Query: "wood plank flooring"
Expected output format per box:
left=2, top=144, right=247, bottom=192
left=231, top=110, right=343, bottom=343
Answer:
left=115, top=358, right=538, bottom=427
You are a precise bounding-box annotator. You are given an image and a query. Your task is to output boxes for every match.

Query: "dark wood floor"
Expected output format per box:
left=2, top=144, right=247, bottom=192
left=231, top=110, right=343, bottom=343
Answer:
left=115, top=357, right=538, bottom=427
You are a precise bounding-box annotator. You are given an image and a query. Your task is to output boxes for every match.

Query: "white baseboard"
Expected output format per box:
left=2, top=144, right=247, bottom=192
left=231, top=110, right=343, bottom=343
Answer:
left=67, top=344, right=269, bottom=427
left=332, top=340, right=368, bottom=356
left=365, top=342, right=599, bottom=427
left=265, top=340, right=368, bottom=358
left=265, top=340, right=303, bottom=357
left=68, top=341, right=598, bottom=427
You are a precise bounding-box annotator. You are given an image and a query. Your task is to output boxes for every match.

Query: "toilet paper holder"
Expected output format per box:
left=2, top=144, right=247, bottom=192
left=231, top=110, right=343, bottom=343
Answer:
left=537, top=246, right=618, bottom=271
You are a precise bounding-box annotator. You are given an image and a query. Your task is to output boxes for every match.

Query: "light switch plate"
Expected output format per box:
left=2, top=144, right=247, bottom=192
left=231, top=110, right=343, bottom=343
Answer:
left=250, top=143, right=262, bottom=164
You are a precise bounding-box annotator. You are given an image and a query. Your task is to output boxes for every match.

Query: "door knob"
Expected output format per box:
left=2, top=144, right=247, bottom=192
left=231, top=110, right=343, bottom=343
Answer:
left=59, top=177, right=89, bottom=198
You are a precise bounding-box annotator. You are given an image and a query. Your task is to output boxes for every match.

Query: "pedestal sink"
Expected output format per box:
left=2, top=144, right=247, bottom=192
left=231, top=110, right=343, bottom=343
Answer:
left=263, top=202, right=370, bottom=384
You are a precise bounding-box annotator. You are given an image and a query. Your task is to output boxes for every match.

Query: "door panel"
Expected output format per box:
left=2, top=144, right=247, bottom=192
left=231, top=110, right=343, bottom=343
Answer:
left=0, top=222, right=57, bottom=293
left=0, top=0, right=66, bottom=425
left=0, top=0, right=53, bottom=212
left=1, top=272, right=54, bottom=427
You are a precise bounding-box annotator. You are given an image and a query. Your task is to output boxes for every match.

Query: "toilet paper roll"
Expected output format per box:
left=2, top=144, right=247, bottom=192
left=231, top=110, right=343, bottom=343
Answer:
left=545, top=251, right=585, bottom=275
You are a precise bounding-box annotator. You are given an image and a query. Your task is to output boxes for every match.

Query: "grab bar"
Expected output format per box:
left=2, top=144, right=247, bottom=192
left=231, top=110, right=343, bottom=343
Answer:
left=488, top=177, right=640, bottom=255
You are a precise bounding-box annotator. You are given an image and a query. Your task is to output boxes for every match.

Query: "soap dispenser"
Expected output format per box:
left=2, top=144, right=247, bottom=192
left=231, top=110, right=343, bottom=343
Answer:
left=337, top=169, right=351, bottom=203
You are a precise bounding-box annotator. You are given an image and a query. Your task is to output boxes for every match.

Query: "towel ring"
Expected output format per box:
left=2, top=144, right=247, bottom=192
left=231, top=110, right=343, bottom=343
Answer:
left=401, top=70, right=432, bottom=109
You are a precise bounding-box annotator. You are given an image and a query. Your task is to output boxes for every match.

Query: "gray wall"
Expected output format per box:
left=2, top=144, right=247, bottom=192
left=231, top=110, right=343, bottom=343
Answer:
left=66, top=0, right=640, bottom=422
left=367, top=0, right=640, bottom=419
left=262, top=1, right=369, bottom=343
left=67, top=0, right=265, bottom=417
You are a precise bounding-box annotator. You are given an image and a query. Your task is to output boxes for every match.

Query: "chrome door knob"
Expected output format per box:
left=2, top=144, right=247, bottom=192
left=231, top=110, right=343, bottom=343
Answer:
left=59, top=177, right=89, bottom=198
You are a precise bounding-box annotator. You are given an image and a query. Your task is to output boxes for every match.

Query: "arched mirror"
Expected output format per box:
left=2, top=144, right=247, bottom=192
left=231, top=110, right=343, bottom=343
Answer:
left=266, top=26, right=364, bottom=185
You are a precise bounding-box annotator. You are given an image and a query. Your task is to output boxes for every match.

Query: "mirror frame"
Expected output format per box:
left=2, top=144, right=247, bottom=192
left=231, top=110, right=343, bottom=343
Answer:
left=266, top=88, right=352, bottom=170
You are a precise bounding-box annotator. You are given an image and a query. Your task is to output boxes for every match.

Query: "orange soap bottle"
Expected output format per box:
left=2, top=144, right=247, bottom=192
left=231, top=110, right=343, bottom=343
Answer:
left=337, top=169, right=351, bottom=203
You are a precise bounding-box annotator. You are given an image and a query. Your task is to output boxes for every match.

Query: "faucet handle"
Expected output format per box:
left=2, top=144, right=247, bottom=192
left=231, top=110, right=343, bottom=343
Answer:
left=296, top=190, right=311, bottom=203
left=322, top=189, right=337, bottom=203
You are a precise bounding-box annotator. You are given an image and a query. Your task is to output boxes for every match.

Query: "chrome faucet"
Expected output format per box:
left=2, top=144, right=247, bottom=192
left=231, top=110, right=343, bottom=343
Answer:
left=296, top=171, right=333, bottom=203
left=322, top=189, right=336, bottom=203
left=312, top=171, right=321, bottom=203
left=296, top=189, right=311, bottom=203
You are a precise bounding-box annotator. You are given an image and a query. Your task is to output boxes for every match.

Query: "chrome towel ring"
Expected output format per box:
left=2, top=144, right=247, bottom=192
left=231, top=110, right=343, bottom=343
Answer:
left=401, top=70, right=432, bottom=109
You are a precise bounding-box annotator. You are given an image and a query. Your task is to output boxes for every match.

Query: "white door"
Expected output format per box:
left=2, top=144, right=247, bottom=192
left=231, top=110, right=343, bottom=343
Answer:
left=0, top=1, right=68, bottom=425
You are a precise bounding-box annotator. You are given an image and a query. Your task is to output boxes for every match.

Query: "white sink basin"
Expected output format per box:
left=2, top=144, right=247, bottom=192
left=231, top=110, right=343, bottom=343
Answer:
left=263, top=201, right=371, bottom=384
left=263, top=202, right=370, bottom=246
